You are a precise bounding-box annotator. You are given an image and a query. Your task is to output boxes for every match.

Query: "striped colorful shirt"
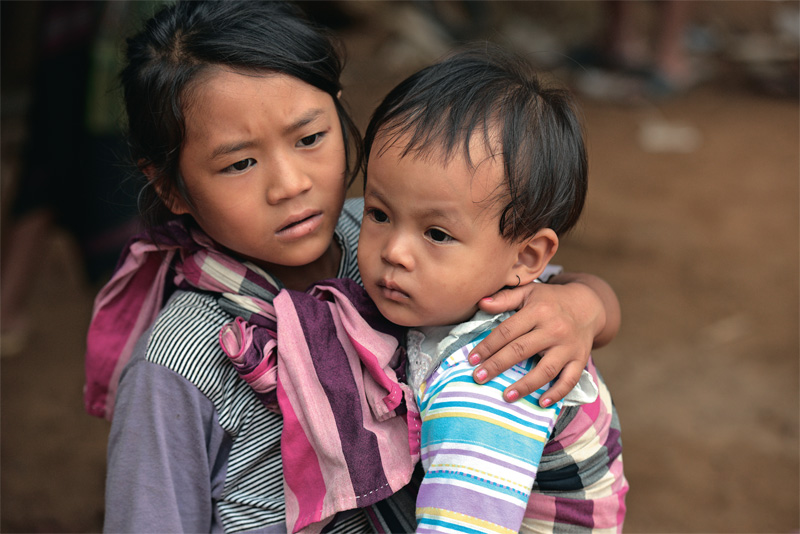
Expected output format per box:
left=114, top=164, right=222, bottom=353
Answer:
left=407, top=312, right=627, bottom=533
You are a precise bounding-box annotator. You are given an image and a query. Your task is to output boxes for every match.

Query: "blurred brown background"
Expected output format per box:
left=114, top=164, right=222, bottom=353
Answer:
left=1, top=1, right=798, bottom=532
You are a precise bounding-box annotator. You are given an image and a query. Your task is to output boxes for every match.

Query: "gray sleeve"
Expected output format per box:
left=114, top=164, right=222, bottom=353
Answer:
left=104, top=336, right=230, bottom=534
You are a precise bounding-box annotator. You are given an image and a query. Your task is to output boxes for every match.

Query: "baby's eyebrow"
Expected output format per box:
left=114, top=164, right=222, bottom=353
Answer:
left=417, top=207, right=456, bottom=222
left=367, top=188, right=461, bottom=226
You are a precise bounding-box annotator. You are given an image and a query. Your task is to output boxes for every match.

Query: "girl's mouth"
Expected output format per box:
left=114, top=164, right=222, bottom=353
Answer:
left=276, top=211, right=322, bottom=240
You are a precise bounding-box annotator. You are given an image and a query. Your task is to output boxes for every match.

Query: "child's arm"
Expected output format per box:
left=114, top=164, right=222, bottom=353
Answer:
left=469, top=272, right=620, bottom=406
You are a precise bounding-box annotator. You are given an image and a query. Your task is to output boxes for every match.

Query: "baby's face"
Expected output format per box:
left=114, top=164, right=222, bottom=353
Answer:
left=358, top=135, right=522, bottom=327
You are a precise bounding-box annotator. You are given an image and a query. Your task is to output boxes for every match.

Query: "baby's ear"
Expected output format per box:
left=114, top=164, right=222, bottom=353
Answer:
left=140, top=162, right=190, bottom=216
left=507, top=228, right=559, bottom=287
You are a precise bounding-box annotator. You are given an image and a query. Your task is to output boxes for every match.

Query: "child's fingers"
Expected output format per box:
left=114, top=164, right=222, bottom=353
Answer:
left=477, top=284, right=536, bottom=315
left=471, top=334, right=556, bottom=403
left=533, top=359, right=585, bottom=407
left=468, top=312, right=544, bottom=371
left=497, top=348, right=563, bottom=403
left=474, top=340, right=588, bottom=404
left=468, top=293, right=549, bottom=368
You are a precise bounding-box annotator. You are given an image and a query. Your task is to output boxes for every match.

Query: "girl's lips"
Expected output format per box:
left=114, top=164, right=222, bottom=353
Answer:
left=276, top=211, right=322, bottom=240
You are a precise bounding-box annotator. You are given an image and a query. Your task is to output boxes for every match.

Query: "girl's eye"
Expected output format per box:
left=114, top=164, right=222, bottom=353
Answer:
left=426, top=228, right=453, bottom=243
left=367, top=208, right=389, bottom=223
left=224, top=158, right=256, bottom=173
left=297, top=132, right=324, bottom=147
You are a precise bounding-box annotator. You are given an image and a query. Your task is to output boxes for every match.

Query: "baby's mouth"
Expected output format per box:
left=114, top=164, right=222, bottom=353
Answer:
left=378, top=280, right=410, bottom=300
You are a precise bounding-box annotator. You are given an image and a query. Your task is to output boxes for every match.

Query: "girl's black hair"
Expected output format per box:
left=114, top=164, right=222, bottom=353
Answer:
left=364, top=45, right=588, bottom=240
left=121, top=0, right=361, bottom=229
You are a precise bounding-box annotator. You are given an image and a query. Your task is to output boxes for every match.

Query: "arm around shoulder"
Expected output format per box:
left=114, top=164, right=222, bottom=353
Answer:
left=547, top=271, right=621, bottom=349
left=470, top=270, right=621, bottom=405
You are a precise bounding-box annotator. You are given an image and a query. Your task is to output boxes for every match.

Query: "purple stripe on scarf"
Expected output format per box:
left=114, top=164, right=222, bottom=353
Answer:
left=238, top=327, right=275, bottom=374
left=291, top=290, right=394, bottom=504
left=245, top=313, right=277, bottom=331
left=150, top=223, right=197, bottom=250
left=243, top=267, right=281, bottom=296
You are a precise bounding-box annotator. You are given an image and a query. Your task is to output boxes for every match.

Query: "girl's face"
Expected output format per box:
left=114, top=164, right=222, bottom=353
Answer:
left=174, top=69, right=347, bottom=286
left=358, top=134, right=523, bottom=327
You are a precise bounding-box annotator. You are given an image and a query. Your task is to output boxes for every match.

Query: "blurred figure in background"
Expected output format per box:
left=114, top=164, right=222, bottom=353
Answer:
left=603, top=0, right=694, bottom=95
left=1, top=1, right=145, bottom=356
left=570, top=0, right=697, bottom=101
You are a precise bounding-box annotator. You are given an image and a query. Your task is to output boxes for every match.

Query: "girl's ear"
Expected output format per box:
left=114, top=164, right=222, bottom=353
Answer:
left=506, top=228, right=559, bottom=287
left=141, top=163, right=191, bottom=216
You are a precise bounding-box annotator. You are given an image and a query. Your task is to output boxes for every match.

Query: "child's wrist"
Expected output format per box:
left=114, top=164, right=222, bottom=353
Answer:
left=551, top=274, right=607, bottom=344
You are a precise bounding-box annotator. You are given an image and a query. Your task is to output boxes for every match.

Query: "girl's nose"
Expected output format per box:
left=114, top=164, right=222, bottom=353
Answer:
left=381, top=233, right=414, bottom=271
left=266, top=154, right=312, bottom=204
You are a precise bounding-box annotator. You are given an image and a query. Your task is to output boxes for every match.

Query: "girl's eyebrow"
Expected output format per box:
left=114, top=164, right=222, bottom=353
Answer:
left=284, top=108, right=325, bottom=135
left=210, top=109, right=327, bottom=160
left=211, top=140, right=257, bottom=160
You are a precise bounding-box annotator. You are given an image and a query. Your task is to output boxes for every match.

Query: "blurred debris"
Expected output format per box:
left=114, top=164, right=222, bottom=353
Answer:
left=411, top=0, right=491, bottom=42
left=574, top=68, right=650, bottom=104
left=698, top=314, right=753, bottom=347
left=371, top=3, right=454, bottom=73
left=499, top=17, right=565, bottom=70
left=637, top=117, right=702, bottom=153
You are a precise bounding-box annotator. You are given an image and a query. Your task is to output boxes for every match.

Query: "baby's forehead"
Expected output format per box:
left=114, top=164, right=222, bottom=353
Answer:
left=373, top=124, right=504, bottom=171
left=372, top=135, right=508, bottom=220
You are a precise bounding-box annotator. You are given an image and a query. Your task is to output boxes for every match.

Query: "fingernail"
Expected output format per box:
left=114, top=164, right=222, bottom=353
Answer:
left=475, top=369, right=487, bottom=382
left=540, top=398, right=552, bottom=407
left=505, top=389, right=520, bottom=402
left=468, top=354, right=481, bottom=365
left=480, top=297, right=493, bottom=302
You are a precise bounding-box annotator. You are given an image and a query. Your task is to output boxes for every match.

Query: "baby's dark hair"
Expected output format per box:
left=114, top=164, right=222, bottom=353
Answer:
left=364, top=45, right=587, bottom=240
left=121, top=0, right=361, bottom=229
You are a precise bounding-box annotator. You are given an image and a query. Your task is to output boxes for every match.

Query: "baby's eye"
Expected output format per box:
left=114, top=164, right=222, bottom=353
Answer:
left=426, top=228, right=453, bottom=243
left=224, top=158, right=256, bottom=173
left=297, top=132, right=324, bottom=147
left=366, top=208, right=389, bottom=223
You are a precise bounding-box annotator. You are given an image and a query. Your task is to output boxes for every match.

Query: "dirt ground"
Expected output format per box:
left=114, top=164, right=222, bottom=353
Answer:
left=1, top=2, right=798, bottom=533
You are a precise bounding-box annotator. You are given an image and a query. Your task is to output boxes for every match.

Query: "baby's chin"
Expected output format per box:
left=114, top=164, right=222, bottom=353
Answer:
left=373, top=304, right=417, bottom=328
left=377, top=303, right=479, bottom=329
left=367, top=297, right=419, bottom=328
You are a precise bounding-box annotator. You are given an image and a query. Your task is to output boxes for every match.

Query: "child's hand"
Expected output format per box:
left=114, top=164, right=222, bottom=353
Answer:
left=468, top=273, right=620, bottom=405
